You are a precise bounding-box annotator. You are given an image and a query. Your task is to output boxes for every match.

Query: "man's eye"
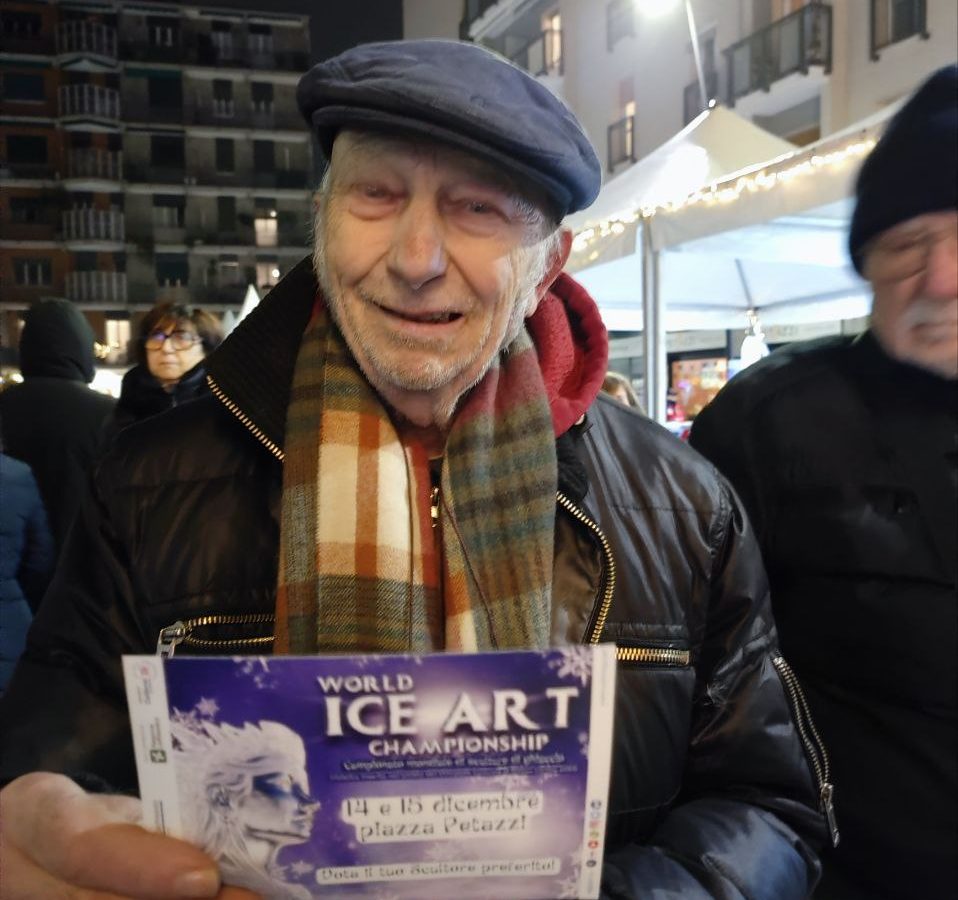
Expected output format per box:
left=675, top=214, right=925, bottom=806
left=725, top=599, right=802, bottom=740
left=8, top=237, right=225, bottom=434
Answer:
left=467, top=201, right=494, bottom=215
left=359, top=184, right=391, bottom=200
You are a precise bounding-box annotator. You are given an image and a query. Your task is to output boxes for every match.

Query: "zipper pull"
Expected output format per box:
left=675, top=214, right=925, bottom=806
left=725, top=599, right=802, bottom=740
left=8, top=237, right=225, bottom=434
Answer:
left=820, top=782, right=840, bottom=848
left=430, top=485, right=440, bottom=528
left=156, top=621, right=188, bottom=658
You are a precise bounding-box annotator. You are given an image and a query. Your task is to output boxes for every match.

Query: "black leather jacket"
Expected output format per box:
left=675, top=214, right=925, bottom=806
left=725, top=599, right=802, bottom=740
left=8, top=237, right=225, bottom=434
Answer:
left=0, top=261, right=827, bottom=898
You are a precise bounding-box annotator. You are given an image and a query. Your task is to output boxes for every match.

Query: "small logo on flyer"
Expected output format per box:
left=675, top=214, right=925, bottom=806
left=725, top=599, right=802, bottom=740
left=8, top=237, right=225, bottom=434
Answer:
left=149, top=748, right=167, bottom=763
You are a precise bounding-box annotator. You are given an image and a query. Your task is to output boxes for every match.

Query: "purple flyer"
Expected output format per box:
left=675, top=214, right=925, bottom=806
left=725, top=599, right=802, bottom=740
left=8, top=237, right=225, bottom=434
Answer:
left=123, top=647, right=615, bottom=899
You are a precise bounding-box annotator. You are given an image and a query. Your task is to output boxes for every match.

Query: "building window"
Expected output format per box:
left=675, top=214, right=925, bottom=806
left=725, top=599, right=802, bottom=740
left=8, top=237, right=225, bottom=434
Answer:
left=248, top=22, right=273, bottom=55
left=256, top=261, right=281, bottom=290
left=210, top=20, right=234, bottom=59
left=0, top=11, right=42, bottom=38
left=2, top=72, right=45, bottom=102
left=607, top=0, right=635, bottom=51
left=14, top=258, right=51, bottom=286
left=148, top=16, right=178, bottom=47
left=250, top=81, right=273, bottom=114
left=215, top=138, right=235, bottom=173
left=253, top=140, right=274, bottom=172
left=147, top=75, right=182, bottom=109
left=254, top=209, right=278, bottom=248
left=105, top=318, right=131, bottom=354
left=152, top=195, right=185, bottom=228
left=150, top=134, right=185, bottom=168
left=870, top=0, right=927, bottom=58
left=9, top=197, right=46, bottom=223
left=212, top=79, right=233, bottom=118
left=6, top=134, right=48, bottom=163
left=155, top=253, right=189, bottom=286
left=608, top=101, right=636, bottom=171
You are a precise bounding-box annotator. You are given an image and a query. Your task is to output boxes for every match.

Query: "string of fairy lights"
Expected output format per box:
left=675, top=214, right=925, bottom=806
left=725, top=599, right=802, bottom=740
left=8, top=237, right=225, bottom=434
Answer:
left=570, top=134, right=878, bottom=256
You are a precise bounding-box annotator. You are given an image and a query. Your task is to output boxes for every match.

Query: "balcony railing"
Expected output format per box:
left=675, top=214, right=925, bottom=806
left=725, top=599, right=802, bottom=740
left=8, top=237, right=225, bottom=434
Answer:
left=66, top=148, right=122, bottom=180
left=683, top=69, right=720, bottom=125
left=57, top=20, right=117, bottom=58
left=62, top=207, right=125, bottom=242
left=125, top=163, right=186, bottom=184
left=607, top=114, right=635, bottom=171
left=725, top=1, right=832, bottom=104
left=2, top=162, right=57, bottom=180
left=186, top=105, right=303, bottom=130
left=66, top=270, right=127, bottom=304
left=58, top=83, right=120, bottom=119
left=0, top=218, right=60, bottom=242
left=460, top=0, right=501, bottom=37
left=510, top=28, right=562, bottom=77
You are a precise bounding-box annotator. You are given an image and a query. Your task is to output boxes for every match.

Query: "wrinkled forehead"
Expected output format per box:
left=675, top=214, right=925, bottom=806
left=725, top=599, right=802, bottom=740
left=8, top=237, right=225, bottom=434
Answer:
left=329, top=129, right=553, bottom=217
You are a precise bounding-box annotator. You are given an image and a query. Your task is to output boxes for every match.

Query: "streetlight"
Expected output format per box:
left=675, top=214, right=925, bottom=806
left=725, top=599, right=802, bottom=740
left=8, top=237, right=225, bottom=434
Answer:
left=634, top=0, right=710, bottom=114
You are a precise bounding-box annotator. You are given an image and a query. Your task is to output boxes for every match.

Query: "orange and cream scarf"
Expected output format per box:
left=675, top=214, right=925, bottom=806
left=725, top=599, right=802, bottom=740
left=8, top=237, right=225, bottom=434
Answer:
left=274, top=300, right=557, bottom=654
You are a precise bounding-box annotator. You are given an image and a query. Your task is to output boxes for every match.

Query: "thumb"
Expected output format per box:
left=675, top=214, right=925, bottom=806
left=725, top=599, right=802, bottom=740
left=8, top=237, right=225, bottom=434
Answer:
left=6, top=772, right=221, bottom=899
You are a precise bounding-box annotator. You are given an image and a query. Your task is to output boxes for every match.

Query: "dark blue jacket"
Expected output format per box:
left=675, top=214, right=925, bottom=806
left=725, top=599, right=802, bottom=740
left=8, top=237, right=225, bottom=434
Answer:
left=0, top=454, right=54, bottom=691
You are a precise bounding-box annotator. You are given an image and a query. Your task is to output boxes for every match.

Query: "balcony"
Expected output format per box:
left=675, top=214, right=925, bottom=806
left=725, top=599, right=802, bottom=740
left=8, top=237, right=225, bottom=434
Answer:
left=0, top=33, right=56, bottom=56
left=58, top=83, right=120, bottom=120
left=66, top=270, right=127, bottom=304
left=683, top=69, right=720, bottom=125
left=460, top=0, right=501, bottom=38
left=251, top=170, right=310, bottom=190
left=119, top=40, right=186, bottom=65
left=62, top=207, right=125, bottom=242
left=66, top=148, right=122, bottom=181
left=2, top=162, right=57, bottom=180
left=125, top=162, right=186, bottom=184
left=0, top=217, right=61, bottom=242
left=725, top=2, right=831, bottom=105
left=186, top=105, right=304, bottom=131
left=607, top=115, right=635, bottom=172
left=510, top=28, right=562, bottom=77
left=56, top=21, right=117, bottom=60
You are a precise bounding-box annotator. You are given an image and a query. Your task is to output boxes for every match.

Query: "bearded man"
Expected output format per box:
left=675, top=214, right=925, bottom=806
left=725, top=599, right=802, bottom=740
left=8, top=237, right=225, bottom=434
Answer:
left=0, top=41, right=827, bottom=899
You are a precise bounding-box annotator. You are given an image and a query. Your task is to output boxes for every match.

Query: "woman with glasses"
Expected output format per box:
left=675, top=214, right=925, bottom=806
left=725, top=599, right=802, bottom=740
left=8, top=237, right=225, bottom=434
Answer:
left=107, top=302, right=224, bottom=438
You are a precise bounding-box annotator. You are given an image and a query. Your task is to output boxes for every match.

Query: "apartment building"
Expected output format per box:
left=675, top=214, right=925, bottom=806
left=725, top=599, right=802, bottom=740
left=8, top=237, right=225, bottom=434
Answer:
left=0, top=0, right=313, bottom=359
left=459, top=0, right=956, bottom=178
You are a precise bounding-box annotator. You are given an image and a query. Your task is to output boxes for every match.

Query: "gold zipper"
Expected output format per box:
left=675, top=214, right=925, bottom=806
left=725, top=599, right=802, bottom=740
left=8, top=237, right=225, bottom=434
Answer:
left=157, top=614, right=275, bottom=659
left=207, top=374, right=285, bottom=462
left=618, top=645, right=691, bottom=666
left=772, top=655, right=840, bottom=848
left=556, top=490, right=616, bottom=646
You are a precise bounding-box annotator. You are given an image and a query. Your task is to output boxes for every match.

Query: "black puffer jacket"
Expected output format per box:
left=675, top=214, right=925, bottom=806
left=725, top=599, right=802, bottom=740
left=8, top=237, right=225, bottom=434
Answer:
left=0, top=261, right=827, bottom=898
left=0, top=299, right=116, bottom=549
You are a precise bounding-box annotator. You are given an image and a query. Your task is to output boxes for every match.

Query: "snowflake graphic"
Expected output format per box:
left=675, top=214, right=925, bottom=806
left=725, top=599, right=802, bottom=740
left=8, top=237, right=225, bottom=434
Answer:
left=548, top=647, right=593, bottom=686
left=194, top=697, right=219, bottom=718
left=289, top=860, right=314, bottom=879
left=233, top=656, right=276, bottom=689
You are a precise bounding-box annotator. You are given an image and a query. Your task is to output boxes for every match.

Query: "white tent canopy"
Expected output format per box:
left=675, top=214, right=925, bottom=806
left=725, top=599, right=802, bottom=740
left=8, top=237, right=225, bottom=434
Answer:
left=566, top=100, right=900, bottom=419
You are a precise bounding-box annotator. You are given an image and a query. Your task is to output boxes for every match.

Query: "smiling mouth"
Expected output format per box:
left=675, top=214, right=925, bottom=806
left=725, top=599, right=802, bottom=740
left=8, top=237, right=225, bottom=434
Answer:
left=382, top=307, right=463, bottom=325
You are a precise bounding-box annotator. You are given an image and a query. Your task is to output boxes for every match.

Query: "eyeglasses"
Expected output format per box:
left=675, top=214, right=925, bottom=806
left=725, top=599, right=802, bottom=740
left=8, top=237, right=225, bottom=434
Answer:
left=144, top=329, right=200, bottom=351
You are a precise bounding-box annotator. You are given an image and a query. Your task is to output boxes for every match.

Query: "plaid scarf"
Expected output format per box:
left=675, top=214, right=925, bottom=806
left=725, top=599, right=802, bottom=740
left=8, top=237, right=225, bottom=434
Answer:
left=275, top=300, right=557, bottom=654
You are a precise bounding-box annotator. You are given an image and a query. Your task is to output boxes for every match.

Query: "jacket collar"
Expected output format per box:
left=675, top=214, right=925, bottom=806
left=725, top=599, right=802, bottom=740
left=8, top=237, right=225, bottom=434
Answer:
left=205, top=256, right=609, bottom=455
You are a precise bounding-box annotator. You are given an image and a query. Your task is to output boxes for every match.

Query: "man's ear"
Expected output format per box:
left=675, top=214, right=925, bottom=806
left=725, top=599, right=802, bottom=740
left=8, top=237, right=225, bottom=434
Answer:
left=531, top=227, right=573, bottom=310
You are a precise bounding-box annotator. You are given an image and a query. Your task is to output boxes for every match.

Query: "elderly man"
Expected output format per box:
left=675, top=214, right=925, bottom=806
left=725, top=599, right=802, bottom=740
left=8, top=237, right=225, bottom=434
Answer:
left=0, top=41, right=827, bottom=899
left=691, top=65, right=957, bottom=900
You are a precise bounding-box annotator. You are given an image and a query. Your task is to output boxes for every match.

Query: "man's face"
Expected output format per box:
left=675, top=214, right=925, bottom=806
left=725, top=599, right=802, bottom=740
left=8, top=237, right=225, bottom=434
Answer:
left=865, top=210, right=958, bottom=379
left=314, top=132, right=561, bottom=426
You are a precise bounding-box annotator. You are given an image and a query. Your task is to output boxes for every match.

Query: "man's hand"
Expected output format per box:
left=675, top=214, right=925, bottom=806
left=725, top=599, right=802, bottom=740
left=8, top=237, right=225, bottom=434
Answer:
left=0, top=772, right=260, bottom=899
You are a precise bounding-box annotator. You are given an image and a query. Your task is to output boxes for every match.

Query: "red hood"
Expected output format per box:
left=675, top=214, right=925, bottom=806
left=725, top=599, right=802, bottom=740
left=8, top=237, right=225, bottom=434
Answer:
left=527, top=271, right=609, bottom=437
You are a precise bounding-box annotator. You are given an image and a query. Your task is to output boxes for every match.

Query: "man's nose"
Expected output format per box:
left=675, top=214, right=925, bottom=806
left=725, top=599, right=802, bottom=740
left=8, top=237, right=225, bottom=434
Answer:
left=387, top=199, right=447, bottom=291
left=920, top=234, right=958, bottom=299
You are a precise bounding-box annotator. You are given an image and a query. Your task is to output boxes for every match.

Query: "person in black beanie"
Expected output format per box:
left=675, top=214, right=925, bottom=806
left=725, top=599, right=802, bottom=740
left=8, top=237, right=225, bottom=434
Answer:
left=691, top=63, right=957, bottom=900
